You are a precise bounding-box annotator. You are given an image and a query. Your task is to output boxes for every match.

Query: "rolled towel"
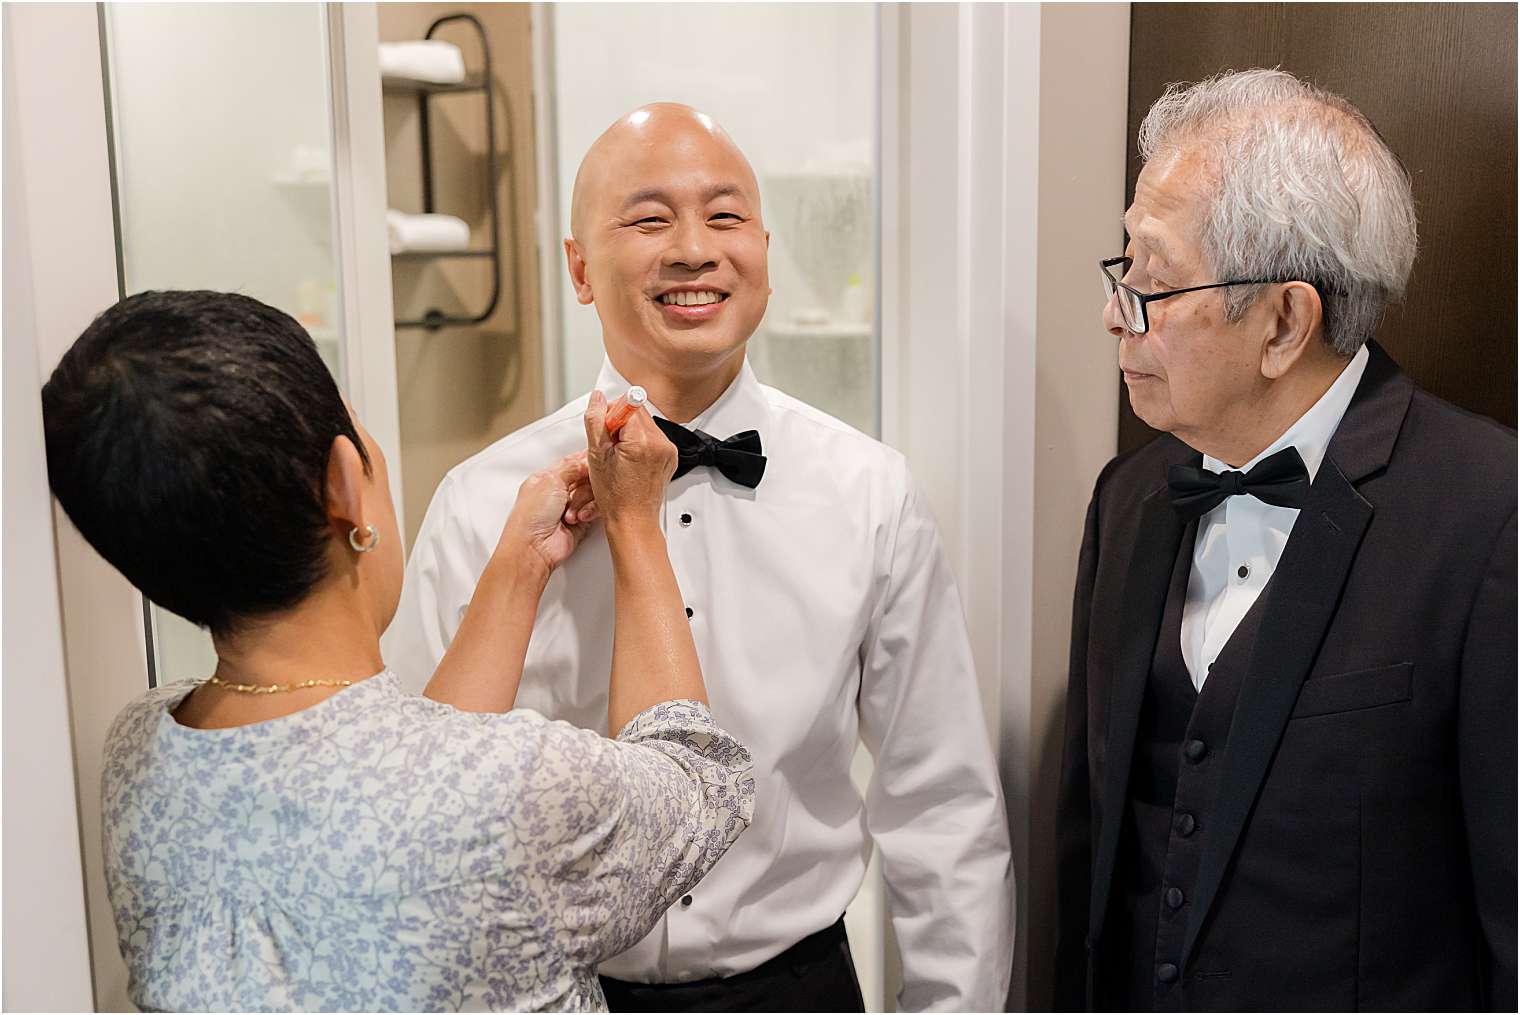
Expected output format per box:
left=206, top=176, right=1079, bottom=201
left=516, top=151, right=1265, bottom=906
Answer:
left=387, top=211, right=471, bottom=255
left=378, top=41, right=466, bottom=85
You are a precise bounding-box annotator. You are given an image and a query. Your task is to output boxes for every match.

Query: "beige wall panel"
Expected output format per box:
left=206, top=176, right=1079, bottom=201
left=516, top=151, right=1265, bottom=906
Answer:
left=1026, top=4, right=1130, bottom=1009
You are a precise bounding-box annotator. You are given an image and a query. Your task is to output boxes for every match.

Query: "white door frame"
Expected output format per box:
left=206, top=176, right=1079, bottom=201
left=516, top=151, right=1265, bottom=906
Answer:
left=529, top=2, right=566, bottom=410
left=880, top=6, right=1039, bottom=1006
left=326, top=2, right=406, bottom=528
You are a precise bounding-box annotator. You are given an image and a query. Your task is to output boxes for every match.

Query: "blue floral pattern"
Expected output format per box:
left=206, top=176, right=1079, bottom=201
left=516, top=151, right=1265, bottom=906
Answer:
left=101, top=673, right=753, bottom=1011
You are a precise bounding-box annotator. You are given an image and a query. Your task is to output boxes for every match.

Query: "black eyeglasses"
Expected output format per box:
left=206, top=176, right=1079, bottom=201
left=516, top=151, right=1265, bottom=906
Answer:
left=1099, top=256, right=1290, bottom=335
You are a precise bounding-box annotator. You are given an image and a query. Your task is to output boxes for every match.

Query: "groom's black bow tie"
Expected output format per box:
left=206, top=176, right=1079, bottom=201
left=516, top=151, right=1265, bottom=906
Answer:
left=652, top=417, right=767, bottom=489
left=1167, top=445, right=1310, bottom=521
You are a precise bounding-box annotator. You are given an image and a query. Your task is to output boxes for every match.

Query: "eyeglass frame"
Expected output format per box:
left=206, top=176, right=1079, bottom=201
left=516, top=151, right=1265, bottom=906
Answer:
left=1099, top=255, right=1306, bottom=335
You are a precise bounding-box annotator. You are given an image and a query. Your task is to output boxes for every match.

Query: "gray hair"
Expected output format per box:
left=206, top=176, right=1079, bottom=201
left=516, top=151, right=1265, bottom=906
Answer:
left=1137, top=68, right=1418, bottom=356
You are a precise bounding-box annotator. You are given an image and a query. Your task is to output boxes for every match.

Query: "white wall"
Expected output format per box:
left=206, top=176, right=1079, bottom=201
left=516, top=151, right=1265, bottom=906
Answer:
left=1, top=8, right=96, bottom=1007
left=4, top=4, right=151, bottom=1009
left=548, top=2, right=876, bottom=400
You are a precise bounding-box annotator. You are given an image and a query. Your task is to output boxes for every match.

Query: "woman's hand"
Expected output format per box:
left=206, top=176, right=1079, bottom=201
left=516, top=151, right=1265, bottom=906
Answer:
left=496, top=453, right=598, bottom=574
left=429, top=455, right=592, bottom=713
left=582, top=389, right=678, bottom=530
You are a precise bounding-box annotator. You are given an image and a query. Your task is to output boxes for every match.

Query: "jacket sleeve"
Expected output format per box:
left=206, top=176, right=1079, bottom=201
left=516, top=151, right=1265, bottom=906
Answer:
left=1459, top=507, right=1517, bottom=1011
left=1054, top=481, right=1103, bottom=1011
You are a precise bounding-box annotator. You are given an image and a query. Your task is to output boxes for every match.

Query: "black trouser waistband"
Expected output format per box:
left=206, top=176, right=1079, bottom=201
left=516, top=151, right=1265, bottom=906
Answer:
left=600, top=917, right=863, bottom=1012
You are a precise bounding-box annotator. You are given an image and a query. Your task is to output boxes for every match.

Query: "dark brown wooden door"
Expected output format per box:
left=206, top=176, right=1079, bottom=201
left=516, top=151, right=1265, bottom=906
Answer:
left=1120, top=2, right=1517, bottom=454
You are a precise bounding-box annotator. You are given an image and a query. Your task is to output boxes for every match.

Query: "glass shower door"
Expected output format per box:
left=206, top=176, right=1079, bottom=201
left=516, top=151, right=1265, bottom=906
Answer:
left=101, top=2, right=348, bottom=686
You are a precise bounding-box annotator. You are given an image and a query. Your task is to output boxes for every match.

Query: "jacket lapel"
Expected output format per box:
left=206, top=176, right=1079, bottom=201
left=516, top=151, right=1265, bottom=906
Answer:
left=1089, top=449, right=1191, bottom=941
left=1179, top=342, right=1414, bottom=968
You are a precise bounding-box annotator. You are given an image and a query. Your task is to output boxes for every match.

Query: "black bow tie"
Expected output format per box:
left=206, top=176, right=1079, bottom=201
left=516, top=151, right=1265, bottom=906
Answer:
left=1167, top=445, right=1310, bottom=521
left=652, top=417, right=768, bottom=489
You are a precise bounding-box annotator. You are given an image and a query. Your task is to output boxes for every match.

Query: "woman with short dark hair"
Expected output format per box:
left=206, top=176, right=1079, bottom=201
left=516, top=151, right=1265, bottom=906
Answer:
left=43, top=290, right=752, bottom=1012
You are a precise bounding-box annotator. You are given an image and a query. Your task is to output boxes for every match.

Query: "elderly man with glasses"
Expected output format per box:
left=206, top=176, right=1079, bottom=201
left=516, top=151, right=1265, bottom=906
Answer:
left=1057, top=69, right=1515, bottom=1011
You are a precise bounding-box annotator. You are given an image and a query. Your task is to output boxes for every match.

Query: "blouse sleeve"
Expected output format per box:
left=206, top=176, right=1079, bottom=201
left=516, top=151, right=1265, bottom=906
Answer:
left=522, top=699, right=754, bottom=964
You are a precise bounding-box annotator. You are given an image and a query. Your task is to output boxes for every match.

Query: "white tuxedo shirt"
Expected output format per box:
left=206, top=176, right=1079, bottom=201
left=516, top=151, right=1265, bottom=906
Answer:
left=1183, top=345, right=1370, bottom=686
left=384, top=358, right=1014, bottom=1011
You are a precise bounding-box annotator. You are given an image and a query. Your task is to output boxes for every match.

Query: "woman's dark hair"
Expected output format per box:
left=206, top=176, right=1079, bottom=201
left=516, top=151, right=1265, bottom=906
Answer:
left=41, top=290, right=372, bottom=638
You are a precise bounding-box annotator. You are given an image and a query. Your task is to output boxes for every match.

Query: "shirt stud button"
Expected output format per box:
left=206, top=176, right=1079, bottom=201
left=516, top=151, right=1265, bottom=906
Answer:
left=685, top=607, right=694, bottom=619
left=1237, top=563, right=1250, bottom=580
left=679, top=512, right=693, bottom=527
left=680, top=895, right=693, bottom=907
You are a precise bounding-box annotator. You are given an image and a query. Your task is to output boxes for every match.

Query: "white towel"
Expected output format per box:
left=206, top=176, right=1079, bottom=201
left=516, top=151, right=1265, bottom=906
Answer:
left=387, top=211, right=471, bottom=255
left=378, top=41, right=466, bottom=85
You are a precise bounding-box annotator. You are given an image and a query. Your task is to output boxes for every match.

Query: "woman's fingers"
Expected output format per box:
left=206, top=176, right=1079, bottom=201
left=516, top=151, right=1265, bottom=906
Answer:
left=581, top=399, right=675, bottom=524
left=554, top=452, right=589, bottom=488
left=567, top=479, right=595, bottom=512
left=564, top=476, right=596, bottom=524
left=618, top=407, right=678, bottom=478
left=618, top=406, right=657, bottom=443
left=619, top=406, right=674, bottom=459
left=583, top=390, right=610, bottom=454
left=564, top=514, right=594, bottom=549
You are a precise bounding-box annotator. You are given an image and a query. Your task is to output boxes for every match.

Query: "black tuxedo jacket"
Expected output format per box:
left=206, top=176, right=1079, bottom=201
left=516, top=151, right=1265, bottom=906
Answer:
left=1055, top=343, right=1516, bottom=1010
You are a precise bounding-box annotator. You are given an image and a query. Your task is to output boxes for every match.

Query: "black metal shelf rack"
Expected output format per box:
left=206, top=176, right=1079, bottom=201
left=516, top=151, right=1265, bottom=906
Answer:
left=389, top=13, right=500, bottom=331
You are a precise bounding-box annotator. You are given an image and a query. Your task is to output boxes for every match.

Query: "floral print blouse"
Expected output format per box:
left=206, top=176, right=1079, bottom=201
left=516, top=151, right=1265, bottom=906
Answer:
left=101, top=672, right=754, bottom=1012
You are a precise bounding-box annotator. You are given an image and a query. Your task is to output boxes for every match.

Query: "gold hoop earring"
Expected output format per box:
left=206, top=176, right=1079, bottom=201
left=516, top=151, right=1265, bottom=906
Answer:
left=348, top=524, right=379, bottom=553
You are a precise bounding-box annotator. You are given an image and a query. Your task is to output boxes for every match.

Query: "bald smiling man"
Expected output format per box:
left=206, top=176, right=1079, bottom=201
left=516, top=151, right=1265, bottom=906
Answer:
left=386, top=105, right=1013, bottom=1012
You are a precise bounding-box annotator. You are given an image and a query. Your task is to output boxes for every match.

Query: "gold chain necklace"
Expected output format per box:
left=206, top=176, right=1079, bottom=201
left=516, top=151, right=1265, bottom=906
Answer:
left=205, top=674, right=353, bottom=695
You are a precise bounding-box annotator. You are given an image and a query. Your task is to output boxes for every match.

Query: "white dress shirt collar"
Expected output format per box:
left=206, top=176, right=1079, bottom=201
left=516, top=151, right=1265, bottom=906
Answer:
left=1203, top=343, right=1370, bottom=482
left=593, top=355, right=771, bottom=436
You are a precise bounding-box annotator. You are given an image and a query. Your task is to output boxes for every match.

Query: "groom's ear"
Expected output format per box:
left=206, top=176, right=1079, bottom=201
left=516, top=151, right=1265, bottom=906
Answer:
left=565, top=239, right=595, bottom=305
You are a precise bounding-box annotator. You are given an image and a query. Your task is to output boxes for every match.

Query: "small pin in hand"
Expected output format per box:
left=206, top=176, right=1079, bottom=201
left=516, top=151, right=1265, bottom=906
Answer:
left=603, top=385, right=647, bottom=436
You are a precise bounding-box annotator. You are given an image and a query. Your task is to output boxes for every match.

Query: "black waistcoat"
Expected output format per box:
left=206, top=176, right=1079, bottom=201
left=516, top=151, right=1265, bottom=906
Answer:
left=1099, top=524, right=1275, bottom=1012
